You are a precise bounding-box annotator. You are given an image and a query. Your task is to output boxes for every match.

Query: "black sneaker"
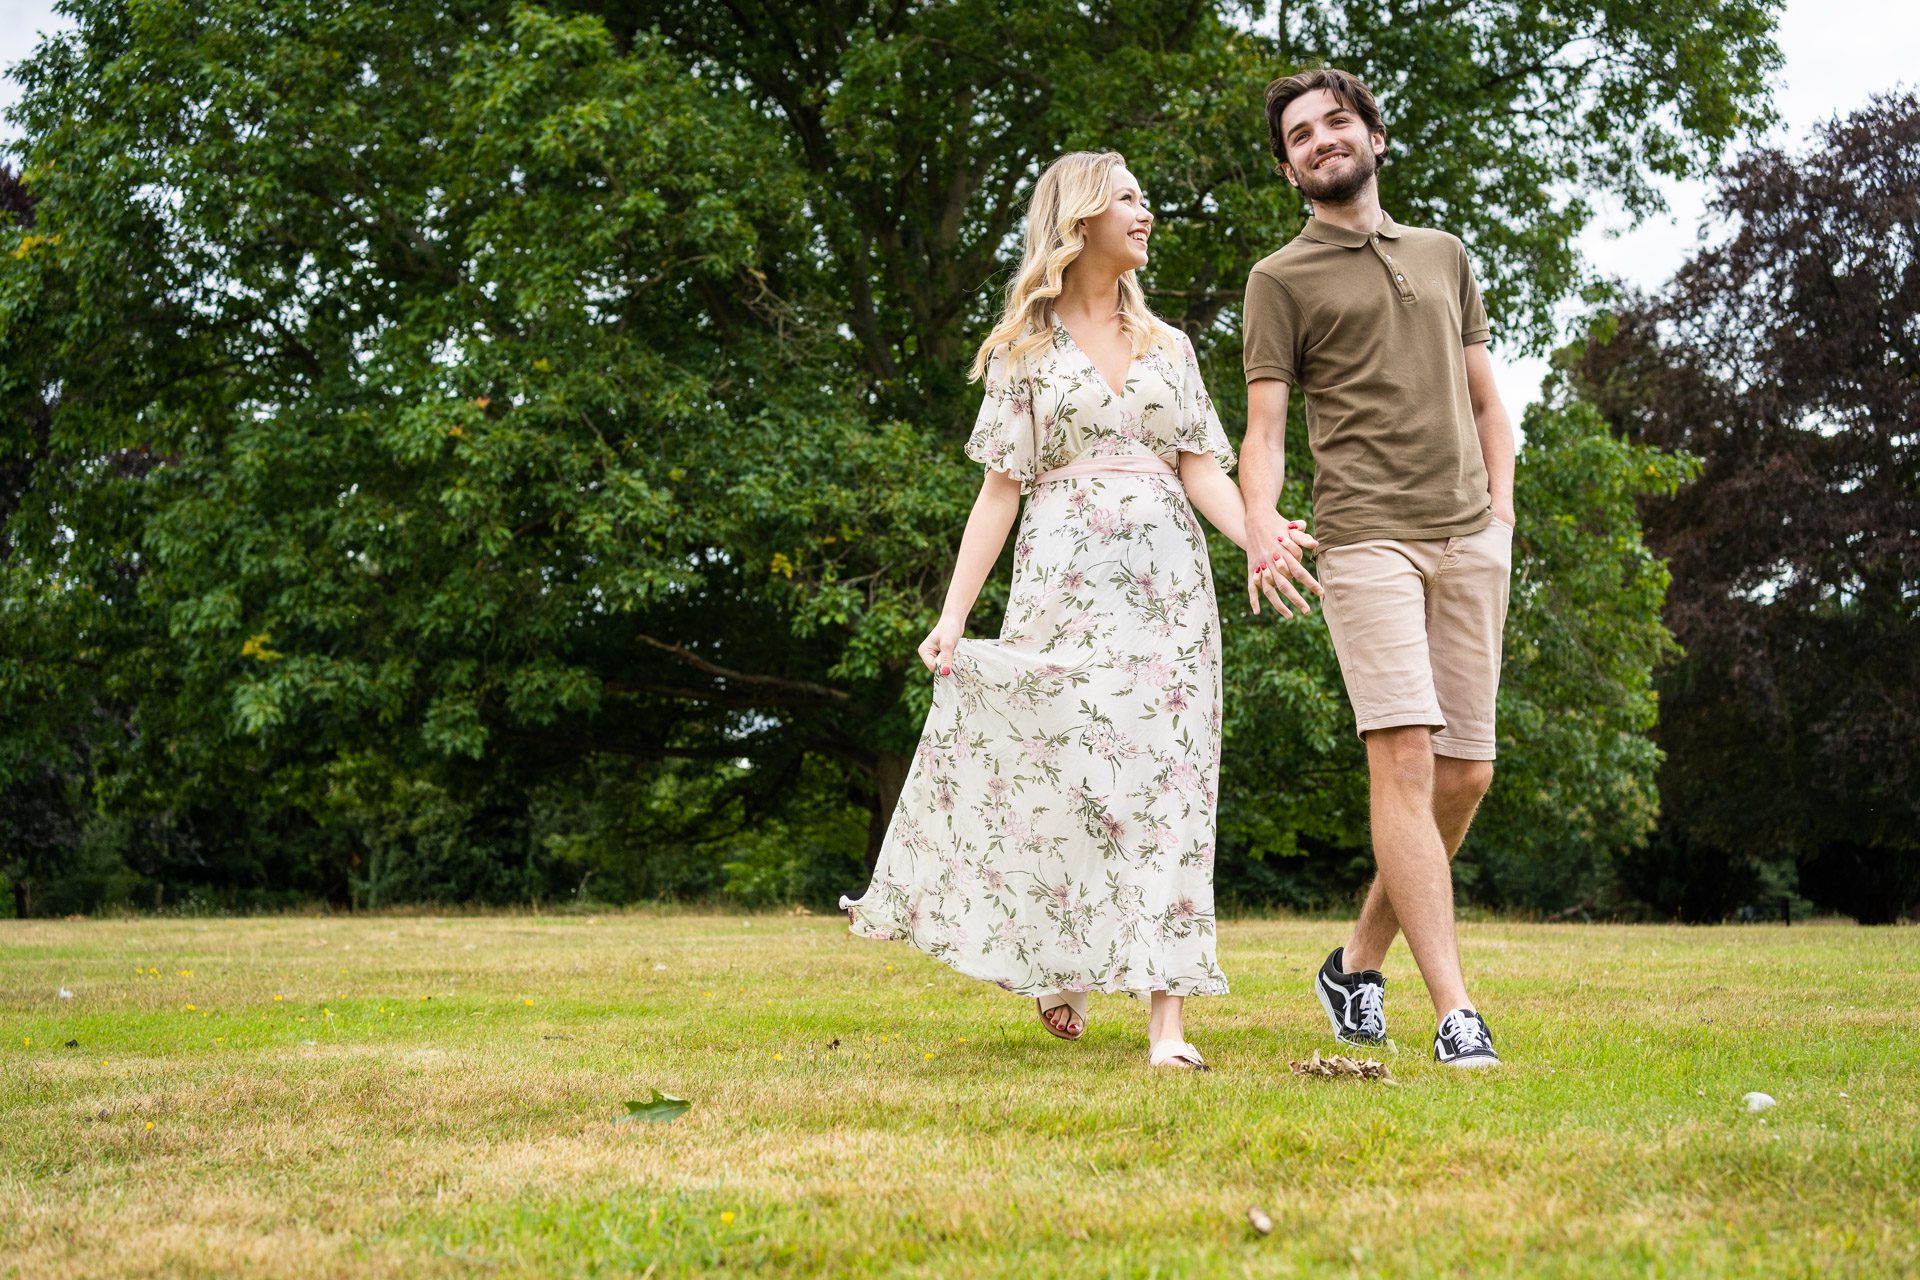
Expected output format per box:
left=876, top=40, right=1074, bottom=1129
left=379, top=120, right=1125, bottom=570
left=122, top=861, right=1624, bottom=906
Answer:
left=1314, top=946, right=1386, bottom=1046
left=1433, top=1007, right=1501, bottom=1068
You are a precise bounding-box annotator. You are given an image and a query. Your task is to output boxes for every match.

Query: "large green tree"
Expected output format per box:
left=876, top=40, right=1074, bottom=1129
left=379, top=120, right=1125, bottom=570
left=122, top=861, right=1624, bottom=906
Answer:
left=1575, top=94, right=1920, bottom=922
left=1, top=0, right=1776, bottom=909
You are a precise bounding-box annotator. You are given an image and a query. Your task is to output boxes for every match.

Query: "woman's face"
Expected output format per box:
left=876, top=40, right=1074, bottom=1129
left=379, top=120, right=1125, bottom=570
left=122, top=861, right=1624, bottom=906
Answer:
left=1080, top=165, right=1152, bottom=271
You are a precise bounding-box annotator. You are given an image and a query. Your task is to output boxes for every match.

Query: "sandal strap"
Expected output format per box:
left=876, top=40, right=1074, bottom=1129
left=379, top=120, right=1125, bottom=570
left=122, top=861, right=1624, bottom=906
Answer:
left=1149, top=1040, right=1206, bottom=1067
left=1037, top=990, right=1088, bottom=1016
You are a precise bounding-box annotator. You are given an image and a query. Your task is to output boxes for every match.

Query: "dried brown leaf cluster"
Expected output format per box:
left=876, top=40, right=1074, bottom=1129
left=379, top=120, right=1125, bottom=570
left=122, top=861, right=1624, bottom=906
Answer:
left=1288, top=1050, right=1397, bottom=1083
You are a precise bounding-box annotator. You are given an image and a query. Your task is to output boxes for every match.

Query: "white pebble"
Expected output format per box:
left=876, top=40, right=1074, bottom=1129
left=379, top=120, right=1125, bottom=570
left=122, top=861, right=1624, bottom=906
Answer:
left=57, top=987, right=74, bottom=999
left=1743, top=1091, right=1776, bottom=1112
left=653, top=964, right=668, bottom=971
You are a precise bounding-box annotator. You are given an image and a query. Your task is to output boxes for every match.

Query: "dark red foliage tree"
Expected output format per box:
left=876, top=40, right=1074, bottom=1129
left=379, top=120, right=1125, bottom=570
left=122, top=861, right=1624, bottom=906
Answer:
left=1577, top=93, right=1920, bottom=922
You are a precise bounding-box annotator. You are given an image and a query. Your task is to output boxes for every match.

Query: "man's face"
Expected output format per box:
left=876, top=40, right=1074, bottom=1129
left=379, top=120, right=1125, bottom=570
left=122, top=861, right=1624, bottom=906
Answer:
left=1279, top=88, right=1385, bottom=205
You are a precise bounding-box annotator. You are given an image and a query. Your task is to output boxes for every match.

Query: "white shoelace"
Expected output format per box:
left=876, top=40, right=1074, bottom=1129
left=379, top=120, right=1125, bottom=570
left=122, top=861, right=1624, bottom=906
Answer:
left=1353, top=983, right=1385, bottom=1038
left=1439, top=1008, right=1490, bottom=1052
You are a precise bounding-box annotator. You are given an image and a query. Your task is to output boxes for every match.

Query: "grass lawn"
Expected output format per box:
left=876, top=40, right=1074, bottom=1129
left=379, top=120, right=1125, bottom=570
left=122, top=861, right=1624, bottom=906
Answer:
left=3, top=912, right=1916, bottom=1278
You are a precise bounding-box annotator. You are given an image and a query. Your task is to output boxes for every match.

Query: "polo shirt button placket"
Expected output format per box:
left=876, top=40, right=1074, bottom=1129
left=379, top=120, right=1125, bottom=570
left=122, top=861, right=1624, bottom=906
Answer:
left=1375, top=240, right=1416, bottom=304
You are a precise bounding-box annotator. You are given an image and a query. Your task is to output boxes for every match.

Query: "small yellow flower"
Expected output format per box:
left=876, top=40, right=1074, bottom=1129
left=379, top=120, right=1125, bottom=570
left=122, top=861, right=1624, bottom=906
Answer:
left=703, top=992, right=715, bottom=999
left=177, top=970, right=192, bottom=977
left=147, top=967, right=158, bottom=975
left=523, top=998, right=534, bottom=1006
left=924, top=1052, right=935, bottom=1061
left=721, top=1211, right=735, bottom=1224
left=185, top=1003, right=196, bottom=1012
left=958, top=1037, right=969, bottom=1044
left=100, top=1059, right=108, bottom=1066
left=772, top=1054, right=783, bottom=1061
left=273, top=995, right=284, bottom=1002
left=20, top=1037, right=28, bottom=1046
left=145, top=1121, right=155, bottom=1130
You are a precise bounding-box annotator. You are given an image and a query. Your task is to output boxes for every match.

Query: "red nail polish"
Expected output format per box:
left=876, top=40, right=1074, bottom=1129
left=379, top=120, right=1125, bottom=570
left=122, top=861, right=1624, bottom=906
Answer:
left=940, top=666, right=950, bottom=676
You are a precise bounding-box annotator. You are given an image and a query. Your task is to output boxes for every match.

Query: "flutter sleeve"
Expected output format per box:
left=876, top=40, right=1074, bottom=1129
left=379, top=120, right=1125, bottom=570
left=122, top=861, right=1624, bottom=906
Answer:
left=964, top=343, right=1039, bottom=492
left=1168, top=331, right=1237, bottom=474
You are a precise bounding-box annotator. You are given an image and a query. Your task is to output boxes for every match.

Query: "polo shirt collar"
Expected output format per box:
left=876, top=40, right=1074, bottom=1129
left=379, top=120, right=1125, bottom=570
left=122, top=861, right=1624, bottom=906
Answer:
left=1300, top=211, right=1403, bottom=249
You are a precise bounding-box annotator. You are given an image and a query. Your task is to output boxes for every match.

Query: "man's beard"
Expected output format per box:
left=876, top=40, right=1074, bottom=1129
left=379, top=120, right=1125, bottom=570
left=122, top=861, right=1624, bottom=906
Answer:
left=1294, top=146, right=1377, bottom=206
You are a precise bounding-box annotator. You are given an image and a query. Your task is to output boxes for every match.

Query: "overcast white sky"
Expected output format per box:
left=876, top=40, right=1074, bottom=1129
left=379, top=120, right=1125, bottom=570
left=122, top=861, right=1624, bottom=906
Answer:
left=2, top=0, right=1914, bottom=419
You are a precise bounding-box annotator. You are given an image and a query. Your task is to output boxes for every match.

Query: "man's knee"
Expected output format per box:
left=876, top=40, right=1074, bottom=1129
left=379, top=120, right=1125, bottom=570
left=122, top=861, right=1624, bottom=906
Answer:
left=1365, top=726, right=1434, bottom=789
left=1435, top=758, right=1495, bottom=809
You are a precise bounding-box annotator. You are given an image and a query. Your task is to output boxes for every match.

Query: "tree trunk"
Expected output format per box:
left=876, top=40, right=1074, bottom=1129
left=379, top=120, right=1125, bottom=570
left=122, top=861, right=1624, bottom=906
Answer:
left=864, top=750, right=911, bottom=874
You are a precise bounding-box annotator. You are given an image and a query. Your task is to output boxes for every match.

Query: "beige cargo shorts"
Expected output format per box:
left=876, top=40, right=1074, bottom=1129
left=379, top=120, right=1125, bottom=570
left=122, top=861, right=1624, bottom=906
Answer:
left=1315, top=518, right=1513, bottom=761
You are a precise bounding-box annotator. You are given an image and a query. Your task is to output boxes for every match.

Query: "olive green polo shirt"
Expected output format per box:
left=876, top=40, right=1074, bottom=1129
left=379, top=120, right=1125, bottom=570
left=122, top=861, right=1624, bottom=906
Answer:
left=1243, top=212, right=1493, bottom=548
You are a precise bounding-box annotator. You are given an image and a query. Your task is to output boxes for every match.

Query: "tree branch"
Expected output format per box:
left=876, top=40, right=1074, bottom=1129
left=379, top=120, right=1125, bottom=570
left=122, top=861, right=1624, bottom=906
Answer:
left=635, top=633, right=851, bottom=703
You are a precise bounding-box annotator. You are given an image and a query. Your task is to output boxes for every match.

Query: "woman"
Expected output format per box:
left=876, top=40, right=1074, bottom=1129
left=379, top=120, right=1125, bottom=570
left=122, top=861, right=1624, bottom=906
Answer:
left=840, top=151, right=1318, bottom=1070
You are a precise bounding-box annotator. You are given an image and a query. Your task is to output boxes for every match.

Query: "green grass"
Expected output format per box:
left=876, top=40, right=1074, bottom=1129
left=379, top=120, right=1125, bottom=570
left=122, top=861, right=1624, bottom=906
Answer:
left=3, top=913, right=1916, bottom=1278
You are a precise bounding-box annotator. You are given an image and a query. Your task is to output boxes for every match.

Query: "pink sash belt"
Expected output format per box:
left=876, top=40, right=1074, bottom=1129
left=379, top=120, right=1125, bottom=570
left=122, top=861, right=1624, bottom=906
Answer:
left=1034, top=455, right=1177, bottom=486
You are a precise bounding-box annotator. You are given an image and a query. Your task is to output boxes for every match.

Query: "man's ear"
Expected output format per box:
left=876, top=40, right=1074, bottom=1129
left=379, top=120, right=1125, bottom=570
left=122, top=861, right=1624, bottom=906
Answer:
left=1281, top=164, right=1298, bottom=188
left=1371, top=130, right=1387, bottom=161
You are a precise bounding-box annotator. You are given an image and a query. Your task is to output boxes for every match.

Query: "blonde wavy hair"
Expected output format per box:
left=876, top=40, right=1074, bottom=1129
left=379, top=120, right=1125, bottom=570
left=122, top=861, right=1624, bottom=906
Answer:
left=969, top=150, right=1168, bottom=383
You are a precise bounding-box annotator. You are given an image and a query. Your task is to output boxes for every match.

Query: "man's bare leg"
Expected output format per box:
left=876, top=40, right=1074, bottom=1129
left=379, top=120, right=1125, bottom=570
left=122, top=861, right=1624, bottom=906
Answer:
left=1343, top=727, right=1480, bottom=1016
left=1344, top=753, right=1494, bottom=976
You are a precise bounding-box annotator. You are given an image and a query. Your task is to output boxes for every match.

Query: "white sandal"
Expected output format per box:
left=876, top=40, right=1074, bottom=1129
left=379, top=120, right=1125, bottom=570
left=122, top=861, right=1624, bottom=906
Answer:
left=1035, top=990, right=1088, bottom=1041
left=1149, top=1039, right=1209, bottom=1071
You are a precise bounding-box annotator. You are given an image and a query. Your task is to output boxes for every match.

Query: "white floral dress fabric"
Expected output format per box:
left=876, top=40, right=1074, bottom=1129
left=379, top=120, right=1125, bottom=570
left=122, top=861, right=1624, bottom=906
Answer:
left=841, top=322, right=1237, bottom=997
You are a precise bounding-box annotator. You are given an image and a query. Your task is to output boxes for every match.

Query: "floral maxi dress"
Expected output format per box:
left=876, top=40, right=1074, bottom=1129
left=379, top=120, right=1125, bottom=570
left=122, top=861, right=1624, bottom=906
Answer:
left=840, top=323, right=1237, bottom=997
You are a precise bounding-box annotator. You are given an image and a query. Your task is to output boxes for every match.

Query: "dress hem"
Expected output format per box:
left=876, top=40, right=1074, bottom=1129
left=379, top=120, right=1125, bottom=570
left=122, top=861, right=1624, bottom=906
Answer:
left=839, top=900, right=1230, bottom=999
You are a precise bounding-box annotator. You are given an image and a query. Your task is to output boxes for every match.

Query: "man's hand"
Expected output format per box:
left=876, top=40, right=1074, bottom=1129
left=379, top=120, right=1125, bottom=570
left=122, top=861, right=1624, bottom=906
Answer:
left=1245, top=511, right=1323, bottom=618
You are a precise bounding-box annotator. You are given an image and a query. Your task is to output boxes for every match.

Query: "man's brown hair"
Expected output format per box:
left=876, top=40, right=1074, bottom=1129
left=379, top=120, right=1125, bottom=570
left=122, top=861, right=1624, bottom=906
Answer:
left=1263, top=68, right=1389, bottom=176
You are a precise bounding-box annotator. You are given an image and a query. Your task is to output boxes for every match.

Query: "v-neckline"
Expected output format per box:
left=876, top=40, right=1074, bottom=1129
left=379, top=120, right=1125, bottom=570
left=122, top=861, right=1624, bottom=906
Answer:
left=1054, top=320, right=1134, bottom=399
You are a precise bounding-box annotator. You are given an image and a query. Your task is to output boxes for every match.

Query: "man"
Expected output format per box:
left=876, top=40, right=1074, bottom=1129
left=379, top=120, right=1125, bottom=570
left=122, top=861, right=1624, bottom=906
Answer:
left=1240, top=68, right=1517, bottom=1068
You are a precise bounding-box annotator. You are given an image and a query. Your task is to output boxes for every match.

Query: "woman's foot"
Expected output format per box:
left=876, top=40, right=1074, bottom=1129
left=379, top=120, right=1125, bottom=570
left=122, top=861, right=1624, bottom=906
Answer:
left=1148, top=1039, right=1209, bottom=1070
left=1146, top=989, right=1204, bottom=1068
left=1036, top=991, right=1087, bottom=1040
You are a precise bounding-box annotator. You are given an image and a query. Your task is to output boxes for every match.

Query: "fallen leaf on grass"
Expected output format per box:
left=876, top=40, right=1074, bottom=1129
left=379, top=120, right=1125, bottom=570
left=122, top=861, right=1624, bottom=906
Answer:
left=615, top=1090, right=691, bottom=1125
left=1743, top=1091, right=1776, bottom=1113
left=1288, top=1050, right=1397, bottom=1083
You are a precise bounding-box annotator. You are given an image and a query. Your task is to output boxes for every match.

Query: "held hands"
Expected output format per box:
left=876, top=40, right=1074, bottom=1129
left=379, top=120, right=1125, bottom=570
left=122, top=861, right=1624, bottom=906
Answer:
left=1245, top=515, right=1324, bottom=619
left=918, top=615, right=964, bottom=676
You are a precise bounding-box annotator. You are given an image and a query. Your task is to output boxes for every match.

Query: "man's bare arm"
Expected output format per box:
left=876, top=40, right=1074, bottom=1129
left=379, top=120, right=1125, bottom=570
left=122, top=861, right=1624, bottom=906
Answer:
left=1463, top=343, right=1516, bottom=525
left=1240, top=378, right=1320, bottom=615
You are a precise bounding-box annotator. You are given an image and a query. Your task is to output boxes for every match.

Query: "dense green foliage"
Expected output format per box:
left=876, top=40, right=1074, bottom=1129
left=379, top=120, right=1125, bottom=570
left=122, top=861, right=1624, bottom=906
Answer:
left=1575, top=95, right=1920, bottom=922
left=1, top=0, right=1785, bottom=916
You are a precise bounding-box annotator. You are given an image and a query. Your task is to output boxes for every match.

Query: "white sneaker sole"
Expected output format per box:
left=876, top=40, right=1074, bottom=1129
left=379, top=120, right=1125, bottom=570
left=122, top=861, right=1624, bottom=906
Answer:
left=1437, top=1053, right=1502, bottom=1069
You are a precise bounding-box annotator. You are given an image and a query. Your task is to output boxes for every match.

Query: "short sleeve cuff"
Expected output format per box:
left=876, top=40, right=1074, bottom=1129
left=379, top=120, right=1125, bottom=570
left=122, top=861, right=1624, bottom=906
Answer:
left=1461, top=328, right=1490, bottom=346
left=1244, top=362, right=1296, bottom=386
left=964, top=437, right=1035, bottom=493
